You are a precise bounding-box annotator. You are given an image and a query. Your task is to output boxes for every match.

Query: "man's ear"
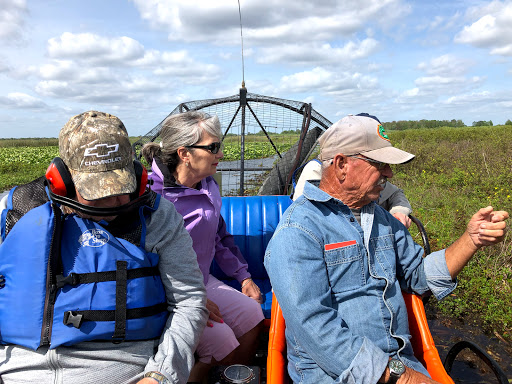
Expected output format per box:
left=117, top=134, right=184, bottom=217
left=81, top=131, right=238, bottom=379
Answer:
left=332, top=154, right=348, bottom=181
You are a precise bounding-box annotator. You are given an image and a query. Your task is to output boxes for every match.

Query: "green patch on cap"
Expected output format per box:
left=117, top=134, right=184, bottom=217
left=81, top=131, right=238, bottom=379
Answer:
left=378, top=125, right=390, bottom=141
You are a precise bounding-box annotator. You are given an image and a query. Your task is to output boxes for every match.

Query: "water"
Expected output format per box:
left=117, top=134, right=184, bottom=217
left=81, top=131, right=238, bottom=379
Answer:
left=425, top=305, right=512, bottom=383
left=216, top=155, right=278, bottom=195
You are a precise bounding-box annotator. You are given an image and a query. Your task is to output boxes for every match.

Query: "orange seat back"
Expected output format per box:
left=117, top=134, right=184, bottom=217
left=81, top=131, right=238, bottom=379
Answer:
left=267, top=293, right=290, bottom=384
left=403, top=292, right=454, bottom=384
left=267, top=292, right=454, bottom=384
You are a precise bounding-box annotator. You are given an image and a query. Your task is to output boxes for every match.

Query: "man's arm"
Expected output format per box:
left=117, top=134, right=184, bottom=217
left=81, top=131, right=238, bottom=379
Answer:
left=445, top=206, right=508, bottom=279
left=143, top=199, right=208, bottom=384
left=214, top=215, right=263, bottom=303
left=378, top=183, right=413, bottom=228
left=213, top=214, right=251, bottom=283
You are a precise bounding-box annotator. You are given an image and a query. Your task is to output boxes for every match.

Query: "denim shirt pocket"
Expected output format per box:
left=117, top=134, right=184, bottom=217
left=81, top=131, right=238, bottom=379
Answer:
left=370, top=234, right=396, bottom=281
left=323, top=242, right=365, bottom=293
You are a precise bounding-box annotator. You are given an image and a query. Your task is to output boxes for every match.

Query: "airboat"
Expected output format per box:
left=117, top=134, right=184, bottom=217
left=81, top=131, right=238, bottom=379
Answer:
left=132, top=86, right=508, bottom=384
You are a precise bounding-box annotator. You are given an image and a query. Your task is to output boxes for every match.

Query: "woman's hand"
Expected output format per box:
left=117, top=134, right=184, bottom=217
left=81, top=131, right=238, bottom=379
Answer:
left=241, top=278, right=263, bottom=304
left=206, top=298, right=223, bottom=327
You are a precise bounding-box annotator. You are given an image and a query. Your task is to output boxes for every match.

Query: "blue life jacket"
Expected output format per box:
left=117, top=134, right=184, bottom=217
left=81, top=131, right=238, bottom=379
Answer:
left=0, top=187, right=168, bottom=350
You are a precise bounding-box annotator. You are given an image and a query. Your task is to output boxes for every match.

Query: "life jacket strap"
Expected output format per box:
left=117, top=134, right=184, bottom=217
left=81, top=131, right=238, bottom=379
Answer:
left=62, top=302, right=168, bottom=329
left=55, top=266, right=160, bottom=289
left=113, top=260, right=128, bottom=343
left=60, top=261, right=166, bottom=344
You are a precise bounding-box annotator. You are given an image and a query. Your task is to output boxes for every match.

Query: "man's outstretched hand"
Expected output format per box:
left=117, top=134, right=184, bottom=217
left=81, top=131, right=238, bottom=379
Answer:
left=466, top=206, right=508, bottom=248
left=446, top=206, right=509, bottom=279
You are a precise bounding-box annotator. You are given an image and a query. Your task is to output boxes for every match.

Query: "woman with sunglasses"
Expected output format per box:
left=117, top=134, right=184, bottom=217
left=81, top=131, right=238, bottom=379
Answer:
left=141, top=111, right=264, bottom=383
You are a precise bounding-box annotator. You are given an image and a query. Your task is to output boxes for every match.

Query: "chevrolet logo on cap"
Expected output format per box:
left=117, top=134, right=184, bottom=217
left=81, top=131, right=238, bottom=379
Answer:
left=84, top=143, right=119, bottom=158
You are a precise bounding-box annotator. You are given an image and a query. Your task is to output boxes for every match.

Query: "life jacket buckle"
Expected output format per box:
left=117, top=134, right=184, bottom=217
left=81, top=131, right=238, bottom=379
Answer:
left=63, top=311, right=83, bottom=328
left=56, top=273, right=78, bottom=289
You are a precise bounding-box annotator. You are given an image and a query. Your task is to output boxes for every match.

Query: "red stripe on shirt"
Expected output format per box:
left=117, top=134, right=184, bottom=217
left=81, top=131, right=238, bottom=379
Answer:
left=324, top=240, right=357, bottom=251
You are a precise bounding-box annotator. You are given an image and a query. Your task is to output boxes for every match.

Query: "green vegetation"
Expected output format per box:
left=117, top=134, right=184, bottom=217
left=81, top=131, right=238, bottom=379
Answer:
left=222, top=134, right=299, bottom=161
left=0, top=138, right=59, bottom=147
left=388, top=125, right=512, bottom=339
left=0, top=135, right=300, bottom=191
left=472, top=120, right=494, bottom=127
left=383, top=118, right=512, bottom=130
left=383, top=119, right=466, bottom=130
left=0, top=145, right=59, bottom=189
left=1, top=127, right=511, bottom=341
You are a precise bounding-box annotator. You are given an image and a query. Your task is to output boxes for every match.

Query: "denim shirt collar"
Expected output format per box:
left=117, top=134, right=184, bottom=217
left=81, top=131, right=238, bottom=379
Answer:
left=302, top=180, right=331, bottom=203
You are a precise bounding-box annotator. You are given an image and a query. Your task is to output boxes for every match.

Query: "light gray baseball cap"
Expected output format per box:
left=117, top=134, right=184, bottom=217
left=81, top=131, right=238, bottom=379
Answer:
left=59, top=110, right=136, bottom=200
left=318, top=114, right=415, bottom=164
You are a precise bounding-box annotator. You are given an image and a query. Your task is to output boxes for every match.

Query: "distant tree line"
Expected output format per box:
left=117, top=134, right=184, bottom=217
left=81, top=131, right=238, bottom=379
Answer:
left=382, top=119, right=465, bottom=130
left=223, top=120, right=512, bottom=135
left=383, top=119, right=512, bottom=130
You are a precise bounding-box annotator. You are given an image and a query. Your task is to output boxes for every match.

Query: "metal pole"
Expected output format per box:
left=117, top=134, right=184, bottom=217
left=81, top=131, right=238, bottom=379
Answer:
left=239, top=86, right=247, bottom=196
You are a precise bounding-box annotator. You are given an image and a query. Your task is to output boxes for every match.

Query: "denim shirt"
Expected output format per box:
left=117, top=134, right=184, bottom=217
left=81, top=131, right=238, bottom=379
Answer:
left=264, top=181, right=456, bottom=384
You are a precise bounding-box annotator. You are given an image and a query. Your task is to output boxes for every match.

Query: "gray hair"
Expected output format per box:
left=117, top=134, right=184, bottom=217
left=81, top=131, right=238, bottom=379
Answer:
left=141, top=111, right=222, bottom=171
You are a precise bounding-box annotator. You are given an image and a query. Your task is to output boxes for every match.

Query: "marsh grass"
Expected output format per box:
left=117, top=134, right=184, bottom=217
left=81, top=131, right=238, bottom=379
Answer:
left=388, top=125, right=512, bottom=338
left=0, top=138, right=59, bottom=147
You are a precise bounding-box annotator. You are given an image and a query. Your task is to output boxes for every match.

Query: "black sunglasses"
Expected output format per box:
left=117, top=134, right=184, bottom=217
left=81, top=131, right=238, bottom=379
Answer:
left=186, top=142, right=222, bottom=154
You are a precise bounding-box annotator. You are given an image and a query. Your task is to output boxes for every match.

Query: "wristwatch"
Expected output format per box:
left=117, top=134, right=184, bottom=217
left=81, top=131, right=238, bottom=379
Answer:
left=144, top=371, right=170, bottom=384
left=386, top=359, right=406, bottom=384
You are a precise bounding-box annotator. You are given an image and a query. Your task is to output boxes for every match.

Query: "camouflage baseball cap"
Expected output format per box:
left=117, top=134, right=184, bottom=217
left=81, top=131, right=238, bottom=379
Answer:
left=59, top=111, right=136, bottom=200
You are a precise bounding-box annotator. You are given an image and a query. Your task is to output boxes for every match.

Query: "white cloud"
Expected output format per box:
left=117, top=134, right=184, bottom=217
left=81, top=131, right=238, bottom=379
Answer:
left=35, top=80, right=81, bottom=98
left=16, top=32, right=223, bottom=106
left=120, top=77, right=166, bottom=93
left=47, top=33, right=145, bottom=64
left=417, top=54, right=473, bottom=76
left=34, top=75, right=169, bottom=105
left=150, top=50, right=221, bottom=82
left=0, top=57, right=9, bottom=73
left=454, top=1, right=512, bottom=56
left=400, top=75, right=484, bottom=99
left=403, top=88, right=420, bottom=97
left=1, top=92, right=47, bottom=109
left=279, top=67, right=378, bottom=95
left=258, top=39, right=379, bottom=66
left=38, top=60, right=112, bottom=83
left=131, top=0, right=410, bottom=45
left=491, top=44, right=512, bottom=56
left=443, top=91, right=493, bottom=105
left=0, top=0, right=28, bottom=41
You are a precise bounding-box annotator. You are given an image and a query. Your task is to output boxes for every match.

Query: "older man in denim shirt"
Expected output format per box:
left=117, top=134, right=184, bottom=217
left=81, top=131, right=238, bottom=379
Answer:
left=264, top=114, right=508, bottom=384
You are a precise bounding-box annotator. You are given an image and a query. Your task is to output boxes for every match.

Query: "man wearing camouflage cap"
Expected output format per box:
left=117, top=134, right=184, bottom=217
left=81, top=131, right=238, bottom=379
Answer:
left=0, top=111, right=208, bottom=384
left=265, top=114, right=508, bottom=384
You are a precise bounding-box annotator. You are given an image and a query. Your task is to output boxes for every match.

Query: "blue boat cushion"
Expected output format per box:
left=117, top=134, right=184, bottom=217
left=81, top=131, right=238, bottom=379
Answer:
left=211, top=195, right=292, bottom=318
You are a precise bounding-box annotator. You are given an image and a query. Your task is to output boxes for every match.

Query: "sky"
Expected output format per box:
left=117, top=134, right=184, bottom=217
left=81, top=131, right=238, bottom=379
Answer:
left=1, top=0, right=512, bottom=138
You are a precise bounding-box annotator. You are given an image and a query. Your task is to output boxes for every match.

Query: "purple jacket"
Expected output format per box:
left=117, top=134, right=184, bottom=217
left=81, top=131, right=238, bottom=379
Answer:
left=149, top=159, right=251, bottom=285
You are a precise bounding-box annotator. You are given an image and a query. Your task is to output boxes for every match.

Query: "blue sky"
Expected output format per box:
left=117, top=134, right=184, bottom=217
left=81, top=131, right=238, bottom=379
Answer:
left=1, top=0, right=511, bottom=138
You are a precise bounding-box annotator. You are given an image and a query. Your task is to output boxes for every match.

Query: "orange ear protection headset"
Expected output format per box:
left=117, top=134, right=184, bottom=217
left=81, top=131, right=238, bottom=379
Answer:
left=45, top=157, right=149, bottom=199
